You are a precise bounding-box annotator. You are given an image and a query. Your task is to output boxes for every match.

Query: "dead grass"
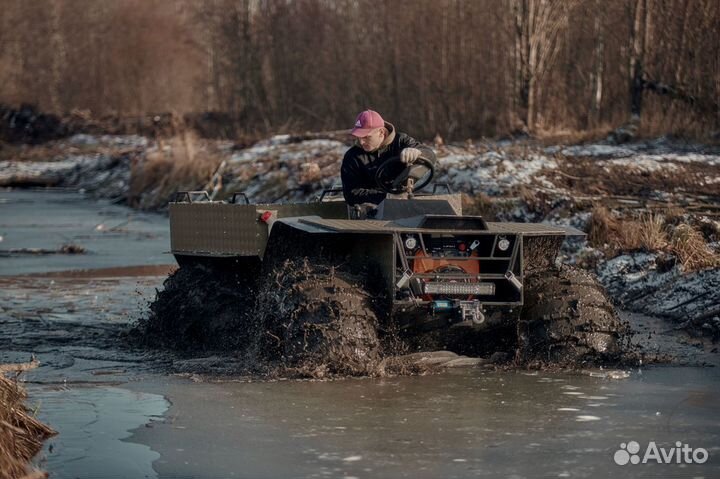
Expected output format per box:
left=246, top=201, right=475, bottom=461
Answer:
left=550, top=155, right=720, bottom=199
left=670, top=224, right=720, bottom=272
left=590, top=207, right=668, bottom=252
left=462, top=193, right=497, bottom=219
left=534, top=124, right=613, bottom=146
left=128, top=130, right=224, bottom=210
left=589, top=206, right=719, bottom=272
left=638, top=213, right=669, bottom=251
left=1, top=361, right=56, bottom=479
left=588, top=206, right=620, bottom=249
left=613, top=212, right=670, bottom=252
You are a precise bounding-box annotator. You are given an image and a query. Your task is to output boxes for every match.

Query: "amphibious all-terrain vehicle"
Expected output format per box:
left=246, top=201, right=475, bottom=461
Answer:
left=166, top=158, right=624, bottom=370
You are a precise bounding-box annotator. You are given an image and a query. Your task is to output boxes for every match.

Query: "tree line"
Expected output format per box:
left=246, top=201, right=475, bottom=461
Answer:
left=1, top=0, right=718, bottom=140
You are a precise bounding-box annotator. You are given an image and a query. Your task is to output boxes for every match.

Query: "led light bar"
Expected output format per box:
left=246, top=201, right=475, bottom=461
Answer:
left=424, top=282, right=495, bottom=296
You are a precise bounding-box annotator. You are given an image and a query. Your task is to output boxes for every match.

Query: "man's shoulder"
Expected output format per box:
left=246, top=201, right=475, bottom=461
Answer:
left=395, top=131, right=415, bottom=143
left=343, top=145, right=367, bottom=162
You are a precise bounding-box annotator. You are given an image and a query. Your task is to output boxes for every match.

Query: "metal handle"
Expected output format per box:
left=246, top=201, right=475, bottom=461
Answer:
left=318, top=188, right=344, bottom=202
left=230, top=192, right=250, bottom=204
left=172, top=191, right=210, bottom=203
left=432, top=183, right=452, bottom=194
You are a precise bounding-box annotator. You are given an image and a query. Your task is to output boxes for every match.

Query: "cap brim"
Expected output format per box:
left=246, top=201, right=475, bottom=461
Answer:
left=350, top=127, right=373, bottom=137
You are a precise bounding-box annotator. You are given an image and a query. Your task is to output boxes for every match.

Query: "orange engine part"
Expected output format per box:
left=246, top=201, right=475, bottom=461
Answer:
left=411, top=250, right=480, bottom=301
left=411, top=250, right=480, bottom=275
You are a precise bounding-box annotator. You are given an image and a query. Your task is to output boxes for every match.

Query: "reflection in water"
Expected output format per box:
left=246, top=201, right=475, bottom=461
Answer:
left=32, top=387, right=168, bottom=479
left=131, top=367, right=720, bottom=479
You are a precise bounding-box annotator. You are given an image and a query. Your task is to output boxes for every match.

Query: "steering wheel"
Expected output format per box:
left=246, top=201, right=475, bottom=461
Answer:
left=374, top=156, right=435, bottom=194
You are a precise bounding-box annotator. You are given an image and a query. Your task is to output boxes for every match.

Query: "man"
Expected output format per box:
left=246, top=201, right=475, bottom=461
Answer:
left=341, top=110, right=436, bottom=206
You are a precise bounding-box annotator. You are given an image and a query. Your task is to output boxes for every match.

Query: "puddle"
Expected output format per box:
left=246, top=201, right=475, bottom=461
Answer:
left=129, top=367, right=720, bottom=478
left=0, top=188, right=174, bottom=276
left=31, top=386, right=168, bottom=479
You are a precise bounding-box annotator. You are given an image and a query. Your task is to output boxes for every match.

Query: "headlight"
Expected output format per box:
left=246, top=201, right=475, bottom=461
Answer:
left=404, top=236, right=418, bottom=249
left=424, top=282, right=496, bottom=296
left=498, top=237, right=510, bottom=251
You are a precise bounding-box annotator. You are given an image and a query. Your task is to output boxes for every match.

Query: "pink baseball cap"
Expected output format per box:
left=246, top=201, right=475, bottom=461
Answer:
left=351, top=110, right=385, bottom=137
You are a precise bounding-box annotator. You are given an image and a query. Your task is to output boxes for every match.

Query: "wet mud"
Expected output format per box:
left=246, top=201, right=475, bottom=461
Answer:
left=518, top=265, right=631, bottom=367
left=137, top=257, right=637, bottom=379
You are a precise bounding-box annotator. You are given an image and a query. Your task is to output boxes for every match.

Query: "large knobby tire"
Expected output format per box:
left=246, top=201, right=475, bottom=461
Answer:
left=518, top=265, right=628, bottom=365
left=139, top=261, right=257, bottom=351
left=256, top=259, right=381, bottom=377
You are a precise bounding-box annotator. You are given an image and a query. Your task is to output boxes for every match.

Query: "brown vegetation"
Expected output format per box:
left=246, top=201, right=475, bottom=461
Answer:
left=589, top=206, right=720, bottom=272
left=588, top=206, right=621, bottom=249
left=461, top=192, right=497, bottom=218
left=1, top=361, right=56, bottom=479
left=1, top=0, right=718, bottom=141
left=128, top=131, right=224, bottom=210
left=670, top=224, right=720, bottom=272
left=548, top=155, right=720, bottom=199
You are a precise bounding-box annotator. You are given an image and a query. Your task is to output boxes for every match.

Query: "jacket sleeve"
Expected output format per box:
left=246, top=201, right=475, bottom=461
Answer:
left=397, top=133, right=437, bottom=167
left=341, top=151, right=386, bottom=206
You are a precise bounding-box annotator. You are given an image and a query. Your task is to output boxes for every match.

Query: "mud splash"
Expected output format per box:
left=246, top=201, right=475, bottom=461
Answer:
left=137, top=258, right=636, bottom=379
left=132, top=263, right=257, bottom=352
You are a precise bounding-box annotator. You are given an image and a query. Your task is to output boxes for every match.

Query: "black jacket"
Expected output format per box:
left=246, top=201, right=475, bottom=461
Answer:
left=341, top=122, right=436, bottom=205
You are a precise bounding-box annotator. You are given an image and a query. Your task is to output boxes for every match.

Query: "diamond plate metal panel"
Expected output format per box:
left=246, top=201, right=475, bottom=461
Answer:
left=486, top=222, right=583, bottom=236
left=170, top=201, right=350, bottom=258
left=297, top=217, right=581, bottom=236
left=170, top=203, right=261, bottom=256
left=298, top=218, right=392, bottom=232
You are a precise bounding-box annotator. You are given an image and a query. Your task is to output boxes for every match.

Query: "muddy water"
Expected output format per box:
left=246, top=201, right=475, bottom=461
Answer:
left=31, top=386, right=168, bottom=479
left=129, top=368, right=720, bottom=479
left=2, top=189, right=719, bottom=478
left=0, top=188, right=175, bottom=276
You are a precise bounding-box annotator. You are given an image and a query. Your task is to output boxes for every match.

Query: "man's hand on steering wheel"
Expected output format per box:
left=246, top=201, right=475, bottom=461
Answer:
left=400, top=147, right=422, bottom=164
left=374, top=155, right=435, bottom=195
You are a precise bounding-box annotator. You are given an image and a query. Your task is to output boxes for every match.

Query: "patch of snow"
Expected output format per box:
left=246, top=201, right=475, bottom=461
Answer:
left=548, top=211, right=592, bottom=232
left=596, top=251, right=720, bottom=326
left=559, top=145, right=635, bottom=158
left=437, top=151, right=558, bottom=195
left=664, top=152, right=720, bottom=166
left=0, top=155, right=104, bottom=181
left=68, top=134, right=99, bottom=145
left=67, top=134, right=148, bottom=148
left=229, top=139, right=346, bottom=165
left=253, top=134, right=291, bottom=147
left=606, top=157, right=680, bottom=173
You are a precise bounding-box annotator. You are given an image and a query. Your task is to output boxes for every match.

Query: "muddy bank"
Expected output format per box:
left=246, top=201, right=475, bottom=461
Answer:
left=598, top=253, right=720, bottom=339
left=4, top=132, right=720, bottom=209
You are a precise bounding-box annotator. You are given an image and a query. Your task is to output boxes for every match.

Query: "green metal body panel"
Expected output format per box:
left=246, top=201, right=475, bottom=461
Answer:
left=168, top=193, right=584, bottom=328
left=169, top=200, right=346, bottom=258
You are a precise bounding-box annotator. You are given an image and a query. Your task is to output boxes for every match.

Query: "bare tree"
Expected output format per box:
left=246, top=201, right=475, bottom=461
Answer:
left=1, top=0, right=717, bottom=139
left=512, top=0, right=576, bottom=131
